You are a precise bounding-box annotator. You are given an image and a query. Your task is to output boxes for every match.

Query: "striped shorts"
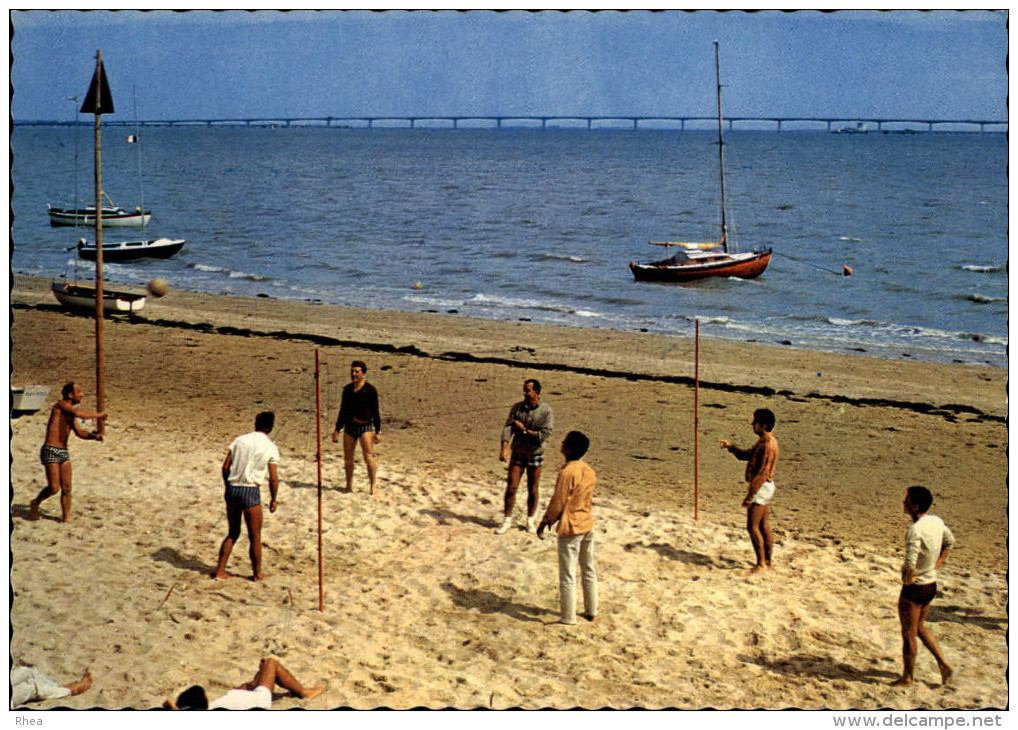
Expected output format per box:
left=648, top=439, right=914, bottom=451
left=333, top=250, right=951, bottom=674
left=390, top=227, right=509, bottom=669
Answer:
left=225, top=485, right=261, bottom=510
left=510, top=452, right=544, bottom=469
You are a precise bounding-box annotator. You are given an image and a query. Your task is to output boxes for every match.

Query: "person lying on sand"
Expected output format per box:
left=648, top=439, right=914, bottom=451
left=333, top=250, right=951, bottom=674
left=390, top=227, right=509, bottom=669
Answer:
left=720, top=408, right=779, bottom=574
left=164, top=657, right=324, bottom=710
left=214, top=411, right=280, bottom=582
left=30, top=381, right=106, bottom=523
left=891, top=486, right=955, bottom=688
left=11, top=666, right=92, bottom=707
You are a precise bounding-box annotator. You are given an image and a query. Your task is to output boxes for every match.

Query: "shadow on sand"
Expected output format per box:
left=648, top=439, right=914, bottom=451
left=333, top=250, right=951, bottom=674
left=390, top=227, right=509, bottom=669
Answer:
left=11, top=504, right=62, bottom=523
left=419, top=508, right=497, bottom=530
left=624, top=541, right=743, bottom=569
left=738, top=652, right=899, bottom=686
left=441, top=582, right=553, bottom=623
left=152, top=547, right=216, bottom=576
left=930, top=603, right=1007, bottom=631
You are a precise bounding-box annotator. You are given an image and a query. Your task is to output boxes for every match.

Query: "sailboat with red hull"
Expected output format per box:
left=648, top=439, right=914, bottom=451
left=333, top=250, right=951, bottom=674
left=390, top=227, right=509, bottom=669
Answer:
left=630, top=42, right=771, bottom=283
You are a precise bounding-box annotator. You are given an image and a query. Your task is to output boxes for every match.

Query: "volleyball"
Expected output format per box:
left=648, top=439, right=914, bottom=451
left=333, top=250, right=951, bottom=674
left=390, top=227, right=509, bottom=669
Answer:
left=413, top=281, right=424, bottom=290
left=148, top=278, right=170, bottom=297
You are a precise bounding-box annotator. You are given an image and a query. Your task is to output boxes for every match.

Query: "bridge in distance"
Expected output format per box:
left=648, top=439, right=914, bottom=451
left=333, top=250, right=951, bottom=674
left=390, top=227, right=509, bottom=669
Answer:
left=17, top=115, right=1007, bottom=133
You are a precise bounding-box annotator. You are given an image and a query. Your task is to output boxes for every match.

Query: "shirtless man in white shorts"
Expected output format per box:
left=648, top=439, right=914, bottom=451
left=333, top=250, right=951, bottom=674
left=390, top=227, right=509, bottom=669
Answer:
left=721, top=408, right=779, bottom=574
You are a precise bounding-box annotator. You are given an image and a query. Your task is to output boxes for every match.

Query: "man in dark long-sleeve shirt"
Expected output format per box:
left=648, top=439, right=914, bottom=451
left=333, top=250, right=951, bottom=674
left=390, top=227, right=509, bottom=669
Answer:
left=497, top=378, right=553, bottom=534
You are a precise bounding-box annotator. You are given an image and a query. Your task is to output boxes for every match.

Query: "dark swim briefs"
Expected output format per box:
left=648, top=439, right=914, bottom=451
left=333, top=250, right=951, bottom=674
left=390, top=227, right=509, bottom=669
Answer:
left=39, top=444, right=70, bottom=465
left=224, top=485, right=262, bottom=510
left=900, top=582, right=937, bottom=606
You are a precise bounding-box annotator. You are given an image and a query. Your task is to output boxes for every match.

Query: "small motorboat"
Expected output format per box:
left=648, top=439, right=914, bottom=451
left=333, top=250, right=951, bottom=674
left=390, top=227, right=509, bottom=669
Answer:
left=77, top=236, right=185, bottom=262
left=48, top=203, right=151, bottom=227
left=51, top=281, right=146, bottom=314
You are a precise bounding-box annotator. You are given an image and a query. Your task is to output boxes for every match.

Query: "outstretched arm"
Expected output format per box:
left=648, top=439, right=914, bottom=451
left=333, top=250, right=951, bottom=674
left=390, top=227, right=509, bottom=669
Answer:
left=720, top=440, right=752, bottom=460
left=61, top=401, right=106, bottom=440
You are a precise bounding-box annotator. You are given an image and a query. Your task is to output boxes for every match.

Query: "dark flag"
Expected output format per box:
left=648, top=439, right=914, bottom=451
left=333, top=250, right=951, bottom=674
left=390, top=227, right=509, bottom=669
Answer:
left=80, top=58, right=114, bottom=115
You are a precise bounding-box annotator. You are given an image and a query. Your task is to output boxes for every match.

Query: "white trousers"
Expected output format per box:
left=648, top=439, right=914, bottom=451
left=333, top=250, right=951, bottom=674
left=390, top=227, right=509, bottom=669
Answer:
left=557, top=531, right=598, bottom=624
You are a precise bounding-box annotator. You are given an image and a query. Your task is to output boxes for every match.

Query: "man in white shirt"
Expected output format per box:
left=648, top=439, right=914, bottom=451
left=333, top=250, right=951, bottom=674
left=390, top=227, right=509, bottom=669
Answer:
left=213, top=412, right=280, bottom=582
left=892, top=486, right=955, bottom=687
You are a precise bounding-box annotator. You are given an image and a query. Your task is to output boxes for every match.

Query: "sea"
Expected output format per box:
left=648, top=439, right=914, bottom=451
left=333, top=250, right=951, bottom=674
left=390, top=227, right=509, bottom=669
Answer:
left=10, top=125, right=1008, bottom=368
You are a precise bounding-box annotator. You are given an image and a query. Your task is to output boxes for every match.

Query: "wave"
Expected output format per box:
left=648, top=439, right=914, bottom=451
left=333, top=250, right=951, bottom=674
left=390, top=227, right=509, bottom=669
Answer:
left=838, top=236, right=865, bottom=243
left=536, top=253, right=588, bottom=263
left=469, top=292, right=605, bottom=318
left=962, top=293, right=1007, bottom=304
left=958, top=332, right=1008, bottom=346
left=187, top=262, right=272, bottom=282
left=827, top=317, right=880, bottom=327
left=960, top=264, right=1003, bottom=273
left=822, top=317, right=1008, bottom=348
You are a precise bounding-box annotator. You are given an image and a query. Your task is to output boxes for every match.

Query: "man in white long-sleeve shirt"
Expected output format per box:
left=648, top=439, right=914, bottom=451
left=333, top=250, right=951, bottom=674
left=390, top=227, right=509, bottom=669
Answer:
left=891, top=486, right=955, bottom=687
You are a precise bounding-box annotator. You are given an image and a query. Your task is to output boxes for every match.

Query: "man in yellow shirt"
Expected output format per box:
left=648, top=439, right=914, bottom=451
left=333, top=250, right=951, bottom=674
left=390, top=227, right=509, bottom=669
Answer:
left=538, top=431, right=597, bottom=625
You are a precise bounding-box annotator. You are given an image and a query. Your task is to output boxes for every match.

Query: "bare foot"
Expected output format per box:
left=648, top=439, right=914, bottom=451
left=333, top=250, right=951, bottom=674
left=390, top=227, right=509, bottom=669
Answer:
left=583, top=613, right=598, bottom=624
left=890, top=676, right=914, bottom=687
left=66, top=670, right=92, bottom=696
left=253, top=573, right=270, bottom=582
left=546, top=620, right=577, bottom=626
left=300, top=686, right=325, bottom=701
left=940, top=664, right=954, bottom=686
left=27, top=500, right=40, bottom=520
left=748, top=565, right=769, bottom=575
left=211, top=571, right=234, bottom=580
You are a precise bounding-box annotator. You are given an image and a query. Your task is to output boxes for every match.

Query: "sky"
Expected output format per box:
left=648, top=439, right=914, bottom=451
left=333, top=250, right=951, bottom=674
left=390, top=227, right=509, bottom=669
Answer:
left=8, top=10, right=1009, bottom=124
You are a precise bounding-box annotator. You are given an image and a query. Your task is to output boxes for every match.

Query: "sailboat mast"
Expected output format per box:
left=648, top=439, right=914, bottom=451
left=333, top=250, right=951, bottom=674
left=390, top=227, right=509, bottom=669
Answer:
left=92, top=50, right=107, bottom=430
left=133, top=87, right=145, bottom=228
left=714, top=41, right=729, bottom=253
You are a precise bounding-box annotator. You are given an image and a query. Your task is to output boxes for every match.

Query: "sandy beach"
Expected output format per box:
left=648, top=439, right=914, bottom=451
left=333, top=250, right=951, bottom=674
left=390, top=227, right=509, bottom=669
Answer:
left=9, top=274, right=1007, bottom=710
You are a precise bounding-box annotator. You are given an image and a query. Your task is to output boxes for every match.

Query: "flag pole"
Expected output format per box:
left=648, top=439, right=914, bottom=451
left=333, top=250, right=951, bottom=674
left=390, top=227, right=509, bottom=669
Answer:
left=694, top=319, right=700, bottom=521
left=91, top=50, right=106, bottom=436
left=315, top=349, right=324, bottom=612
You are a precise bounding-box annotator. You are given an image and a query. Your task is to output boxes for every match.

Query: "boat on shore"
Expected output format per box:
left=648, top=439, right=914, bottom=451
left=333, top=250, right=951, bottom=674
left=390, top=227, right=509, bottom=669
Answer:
left=630, top=42, right=772, bottom=284
left=51, top=281, right=146, bottom=314
left=11, top=385, right=50, bottom=415
left=76, top=236, right=185, bottom=262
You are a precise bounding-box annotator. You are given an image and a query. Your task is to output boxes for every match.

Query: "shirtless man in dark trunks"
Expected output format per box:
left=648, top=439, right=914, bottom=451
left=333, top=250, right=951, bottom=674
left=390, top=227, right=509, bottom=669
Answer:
left=29, top=382, right=106, bottom=523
